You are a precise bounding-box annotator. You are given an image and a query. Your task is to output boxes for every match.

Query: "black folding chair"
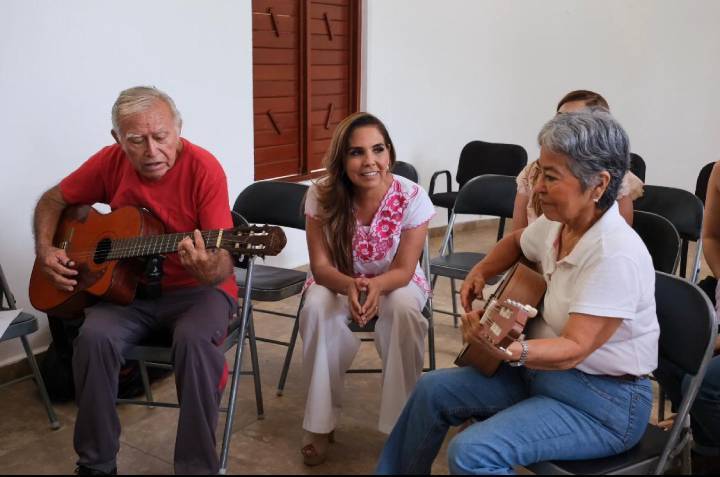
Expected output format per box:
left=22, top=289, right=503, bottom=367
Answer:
left=0, top=262, right=60, bottom=430
left=117, top=253, right=264, bottom=475
left=391, top=160, right=419, bottom=184
left=634, top=185, right=704, bottom=282
left=695, top=161, right=715, bottom=205
left=231, top=181, right=309, bottom=398
left=429, top=140, right=527, bottom=246
left=430, top=174, right=517, bottom=327
left=529, top=271, right=717, bottom=475
left=632, top=210, right=681, bottom=275
left=630, top=152, right=646, bottom=182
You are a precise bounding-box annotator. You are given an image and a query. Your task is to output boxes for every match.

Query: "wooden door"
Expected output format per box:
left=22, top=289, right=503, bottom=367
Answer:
left=252, top=0, right=360, bottom=180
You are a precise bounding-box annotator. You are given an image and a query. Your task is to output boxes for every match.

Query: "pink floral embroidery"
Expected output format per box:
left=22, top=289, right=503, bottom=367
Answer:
left=357, top=241, right=375, bottom=261
left=412, top=274, right=432, bottom=296
left=352, top=179, right=418, bottom=264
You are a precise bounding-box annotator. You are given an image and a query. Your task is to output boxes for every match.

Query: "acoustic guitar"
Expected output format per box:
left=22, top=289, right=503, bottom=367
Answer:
left=29, top=205, right=286, bottom=318
left=454, top=262, right=546, bottom=376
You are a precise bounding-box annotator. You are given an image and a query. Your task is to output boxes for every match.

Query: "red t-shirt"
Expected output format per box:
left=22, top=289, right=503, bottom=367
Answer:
left=59, top=138, right=238, bottom=299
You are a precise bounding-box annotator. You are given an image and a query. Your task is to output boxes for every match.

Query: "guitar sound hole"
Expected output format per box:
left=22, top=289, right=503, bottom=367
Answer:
left=94, top=238, right=112, bottom=264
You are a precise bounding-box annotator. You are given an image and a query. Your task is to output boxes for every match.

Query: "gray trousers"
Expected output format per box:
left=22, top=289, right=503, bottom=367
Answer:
left=72, top=286, right=236, bottom=475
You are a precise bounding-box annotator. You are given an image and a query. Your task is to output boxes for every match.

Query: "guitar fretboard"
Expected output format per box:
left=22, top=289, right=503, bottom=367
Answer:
left=106, top=230, right=224, bottom=260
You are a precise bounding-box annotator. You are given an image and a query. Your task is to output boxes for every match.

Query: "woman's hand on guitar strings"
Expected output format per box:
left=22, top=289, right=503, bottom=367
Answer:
left=460, top=268, right=486, bottom=313
left=461, top=311, right=512, bottom=361
left=38, top=245, right=78, bottom=292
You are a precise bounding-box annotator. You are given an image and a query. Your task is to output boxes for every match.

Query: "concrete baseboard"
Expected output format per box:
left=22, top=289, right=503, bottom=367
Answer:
left=0, top=352, right=40, bottom=386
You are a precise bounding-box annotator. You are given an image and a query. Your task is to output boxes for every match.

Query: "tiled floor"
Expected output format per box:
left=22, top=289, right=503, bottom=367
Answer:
left=0, top=218, right=700, bottom=474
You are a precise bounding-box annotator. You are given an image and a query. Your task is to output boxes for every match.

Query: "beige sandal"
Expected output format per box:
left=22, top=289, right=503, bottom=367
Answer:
left=301, top=430, right=335, bottom=466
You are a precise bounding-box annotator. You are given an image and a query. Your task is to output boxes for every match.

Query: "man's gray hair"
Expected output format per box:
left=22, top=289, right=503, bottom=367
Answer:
left=111, top=86, right=182, bottom=133
left=537, top=110, right=630, bottom=210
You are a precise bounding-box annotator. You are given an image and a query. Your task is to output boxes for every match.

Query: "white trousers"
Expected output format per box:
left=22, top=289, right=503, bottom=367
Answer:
left=300, top=282, right=428, bottom=434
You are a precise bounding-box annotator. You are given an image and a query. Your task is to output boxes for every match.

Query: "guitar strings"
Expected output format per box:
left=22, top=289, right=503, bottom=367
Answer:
left=57, top=238, right=270, bottom=261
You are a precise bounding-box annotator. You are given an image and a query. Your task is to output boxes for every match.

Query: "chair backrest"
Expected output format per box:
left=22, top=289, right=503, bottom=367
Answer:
left=233, top=181, right=309, bottom=230
left=654, top=271, right=717, bottom=472
left=633, top=185, right=703, bottom=242
left=391, top=160, right=419, bottom=184
left=452, top=174, right=517, bottom=218
left=455, top=141, right=528, bottom=188
left=656, top=271, right=716, bottom=378
left=632, top=211, right=680, bottom=275
left=629, top=152, right=646, bottom=182
left=695, top=161, right=715, bottom=204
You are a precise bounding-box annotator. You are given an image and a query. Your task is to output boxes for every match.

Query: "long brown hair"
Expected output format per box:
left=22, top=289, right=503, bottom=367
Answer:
left=313, top=112, right=396, bottom=275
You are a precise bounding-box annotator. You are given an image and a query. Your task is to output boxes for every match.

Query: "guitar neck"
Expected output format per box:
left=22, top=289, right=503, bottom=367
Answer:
left=106, top=230, right=225, bottom=260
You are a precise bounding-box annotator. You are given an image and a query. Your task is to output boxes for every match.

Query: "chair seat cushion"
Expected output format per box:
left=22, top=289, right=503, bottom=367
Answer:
left=235, top=265, right=306, bottom=301
left=0, top=311, right=38, bottom=341
left=431, top=252, right=486, bottom=280
left=430, top=191, right=458, bottom=210
left=528, top=425, right=667, bottom=475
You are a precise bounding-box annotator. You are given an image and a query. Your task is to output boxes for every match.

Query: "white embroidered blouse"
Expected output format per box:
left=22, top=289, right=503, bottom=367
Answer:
left=305, top=174, right=435, bottom=298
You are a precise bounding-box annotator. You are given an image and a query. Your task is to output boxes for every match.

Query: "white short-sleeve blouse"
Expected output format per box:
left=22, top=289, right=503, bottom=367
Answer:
left=305, top=174, right=435, bottom=298
left=520, top=203, right=660, bottom=376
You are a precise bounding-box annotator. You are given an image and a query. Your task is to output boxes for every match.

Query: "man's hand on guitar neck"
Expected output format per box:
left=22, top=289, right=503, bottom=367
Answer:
left=178, top=230, right=234, bottom=286
left=37, top=245, right=78, bottom=292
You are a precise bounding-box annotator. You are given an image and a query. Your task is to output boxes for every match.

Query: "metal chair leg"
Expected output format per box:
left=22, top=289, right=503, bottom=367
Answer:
left=680, top=240, right=689, bottom=278
left=450, top=278, right=459, bottom=328
left=497, top=217, right=506, bottom=242
left=219, top=258, right=255, bottom=475
left=246, top=312, right=264, bottom=419
left=138, top=360, right=154, bottom=406
left=276, top=297, right=303, bottom=396
left=21, top=335, right=60, bottom=430
left=427, top=309, right=436, bottom=371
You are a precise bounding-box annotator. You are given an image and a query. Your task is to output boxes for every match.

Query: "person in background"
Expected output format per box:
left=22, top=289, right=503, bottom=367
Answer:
left=512, top=89, right=643, bottom=230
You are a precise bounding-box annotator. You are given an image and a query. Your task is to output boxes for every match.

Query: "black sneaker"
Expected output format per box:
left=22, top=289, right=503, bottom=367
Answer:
left=74, top=465, right=117, bottom=475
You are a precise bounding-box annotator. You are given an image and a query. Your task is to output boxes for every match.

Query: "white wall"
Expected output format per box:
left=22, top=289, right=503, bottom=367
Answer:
left=364, top=0, right=720, bottom=228
left=2, top=0, right=720, bottom=366
left=0, top=0, right=260, bottom=366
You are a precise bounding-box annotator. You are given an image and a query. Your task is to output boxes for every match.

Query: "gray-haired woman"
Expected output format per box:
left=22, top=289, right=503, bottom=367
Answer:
left=376, top=111, right=660, bottom=474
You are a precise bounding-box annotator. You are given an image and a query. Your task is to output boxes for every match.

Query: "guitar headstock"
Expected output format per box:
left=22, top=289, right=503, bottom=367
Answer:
left=220, top=224, right=287, bottom=257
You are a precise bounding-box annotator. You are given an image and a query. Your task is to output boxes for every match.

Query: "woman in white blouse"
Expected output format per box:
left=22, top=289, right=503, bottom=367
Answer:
left=377, top=110, right=659, bottom=474
left=300, top=112, right=435, bottom=466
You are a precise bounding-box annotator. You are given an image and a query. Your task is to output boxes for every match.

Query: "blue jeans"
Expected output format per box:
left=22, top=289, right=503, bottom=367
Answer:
left=376, top=365, right=652, bottom=475
left=655, top=354, right=720, bottom=456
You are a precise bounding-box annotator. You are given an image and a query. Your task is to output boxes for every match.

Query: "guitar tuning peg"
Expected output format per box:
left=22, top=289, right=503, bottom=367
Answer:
left=522, top=304, right=538, bottom=318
